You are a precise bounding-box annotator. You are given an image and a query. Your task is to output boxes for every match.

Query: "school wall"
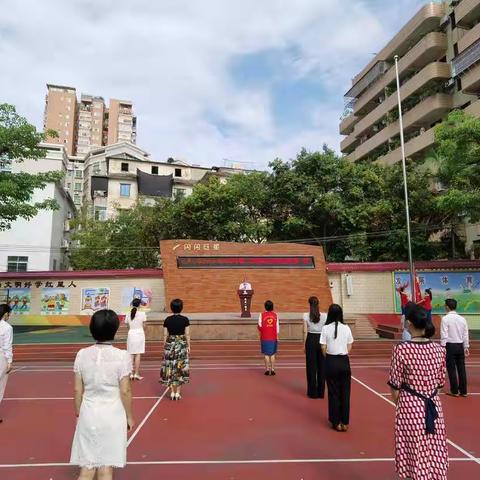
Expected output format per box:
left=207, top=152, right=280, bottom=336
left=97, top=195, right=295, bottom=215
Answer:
left=0, top=270, right=164, bottom=326
left=160, top=239, right=332, bottom=313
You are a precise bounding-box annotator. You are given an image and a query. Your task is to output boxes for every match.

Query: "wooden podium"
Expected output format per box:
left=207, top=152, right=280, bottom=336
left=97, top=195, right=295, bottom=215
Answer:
left=238, top=289, right=254, bottom=318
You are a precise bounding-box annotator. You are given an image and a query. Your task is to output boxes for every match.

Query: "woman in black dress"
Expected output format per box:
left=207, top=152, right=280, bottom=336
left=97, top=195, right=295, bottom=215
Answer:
left=161, top=299, right=191, bottom=400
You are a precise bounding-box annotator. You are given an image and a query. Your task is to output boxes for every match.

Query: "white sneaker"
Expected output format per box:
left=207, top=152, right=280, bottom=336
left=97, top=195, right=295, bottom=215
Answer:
left=175, top=393, right=181, bottom=401
left=170, top=392, right=175, bottom=400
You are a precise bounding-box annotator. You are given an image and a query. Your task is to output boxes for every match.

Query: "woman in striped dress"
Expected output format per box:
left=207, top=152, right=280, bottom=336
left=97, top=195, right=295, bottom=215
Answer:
left=161, top=298, right=190, bottom=400
left=388, top=302, right=448, bottom=479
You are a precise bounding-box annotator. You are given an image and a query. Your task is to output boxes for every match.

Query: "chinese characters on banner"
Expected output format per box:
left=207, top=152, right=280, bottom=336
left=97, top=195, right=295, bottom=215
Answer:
left=393, top=271, right=480, bottom=314
left=41, top=288, right=70, bottom=315
left=0, top=280, right=76, bottom=289
left=81, top=287, right=110, bottom=314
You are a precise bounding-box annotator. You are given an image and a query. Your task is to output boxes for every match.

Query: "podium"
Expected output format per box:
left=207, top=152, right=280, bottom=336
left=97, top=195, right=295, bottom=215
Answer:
left=238, top=289, right=254, bottom=318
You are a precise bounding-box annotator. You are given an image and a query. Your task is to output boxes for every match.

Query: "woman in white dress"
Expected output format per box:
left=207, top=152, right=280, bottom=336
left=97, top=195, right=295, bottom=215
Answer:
left=70, top=309, right=134, bottom=480
left=126, top=298, right=146, bottom=381
left=0, top=304, right=13, bottom=423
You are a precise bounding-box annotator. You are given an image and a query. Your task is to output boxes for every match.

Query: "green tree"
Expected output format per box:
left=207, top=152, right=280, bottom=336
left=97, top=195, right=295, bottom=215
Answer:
left=0, top=104, right=63, bottom=230
left=433, top=110, right=480, bottom=224
left=69, top=205, right=159, bottom=270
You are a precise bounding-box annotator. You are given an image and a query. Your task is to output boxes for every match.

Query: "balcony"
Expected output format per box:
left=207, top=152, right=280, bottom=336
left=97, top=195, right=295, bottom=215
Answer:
left=455, top=0, right=480, bottom=28
left=354, top=32, right=447, bottom=116
left=457, top=22, right=480, bottom=53
left=376, top=127, right=436, bottom=166
left=339, top=113, right=358, bottom=135
left=340, top=132, right=359, bottom=154
left=353, top=62, right=451, bottom=139
left=452, top=38, right=480, bottom=77
left=352, top=3, right=445, bottom=86
left=350, top=94, right=452, bottom=162
left=461, top=62, right=480, bottom=93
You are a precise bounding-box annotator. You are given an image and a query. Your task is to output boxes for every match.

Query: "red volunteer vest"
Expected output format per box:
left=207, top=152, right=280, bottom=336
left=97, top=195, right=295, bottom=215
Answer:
left=259, top=311, right=278, bottom=341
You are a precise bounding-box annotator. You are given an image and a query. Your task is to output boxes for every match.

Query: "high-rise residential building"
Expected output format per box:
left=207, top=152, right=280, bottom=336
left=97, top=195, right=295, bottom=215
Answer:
left=339, top=0, right=480, bottom=256
left=339, top=1, right=480, bottom=166
left=43, top=85, right=78, bottom=156
left=44, top=85, right=137, bottom=156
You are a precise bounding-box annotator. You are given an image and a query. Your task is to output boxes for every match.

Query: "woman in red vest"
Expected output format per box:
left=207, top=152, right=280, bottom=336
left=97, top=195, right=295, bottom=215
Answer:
left=258, top=300, right=279, bottom=376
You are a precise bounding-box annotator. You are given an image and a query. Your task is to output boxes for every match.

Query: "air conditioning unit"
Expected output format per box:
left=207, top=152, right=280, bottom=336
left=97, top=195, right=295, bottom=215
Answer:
left=63, top=239, right=70, bottom=249
left=94, top=190, right=107, bottom=197
left=64, top=220, right=70, bottom=232
left=439, top=15, right=450, bottom=28
left=434, top=181, right=446, bottom=192
left=67, top=212, right=73, bottom=219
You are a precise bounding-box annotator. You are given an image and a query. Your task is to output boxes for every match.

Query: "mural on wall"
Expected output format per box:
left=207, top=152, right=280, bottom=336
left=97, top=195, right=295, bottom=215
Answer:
left=121, top=287, right=153, bottom=312
left=393, top=271, right=480, bottom=314
left=40, top=288, right=70, bottom=315
left=81, top=287, right=110, bottom=314
left=1, top=288, right=32, bottom=314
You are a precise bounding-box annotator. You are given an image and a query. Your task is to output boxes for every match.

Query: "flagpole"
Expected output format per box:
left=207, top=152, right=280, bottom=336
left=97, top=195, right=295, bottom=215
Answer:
left=394, top=55, right=416, bottom=300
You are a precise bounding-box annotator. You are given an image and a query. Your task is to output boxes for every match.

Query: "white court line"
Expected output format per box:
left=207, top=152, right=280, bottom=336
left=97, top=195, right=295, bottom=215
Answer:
left=3, top=396, right=159, bottom=401
left=351, top=376, right=480, bottom=467
left=0, top=457, right=476, bottom=468
left=126, top=388, right=169, bottom=447
left=379, top=392, right=480, bottom=396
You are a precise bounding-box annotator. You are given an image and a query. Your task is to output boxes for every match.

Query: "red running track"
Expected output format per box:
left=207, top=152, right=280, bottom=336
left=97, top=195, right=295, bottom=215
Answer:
left=0, top=351, right=479, bottom=479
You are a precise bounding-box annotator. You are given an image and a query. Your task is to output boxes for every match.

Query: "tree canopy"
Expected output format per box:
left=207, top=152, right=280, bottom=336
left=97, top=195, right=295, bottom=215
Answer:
left=0, top=104, right=62, bottom=230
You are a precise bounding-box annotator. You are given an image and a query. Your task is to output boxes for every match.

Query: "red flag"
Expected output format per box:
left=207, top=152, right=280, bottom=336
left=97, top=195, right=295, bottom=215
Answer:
left=414, top=273, right=422, bottom=303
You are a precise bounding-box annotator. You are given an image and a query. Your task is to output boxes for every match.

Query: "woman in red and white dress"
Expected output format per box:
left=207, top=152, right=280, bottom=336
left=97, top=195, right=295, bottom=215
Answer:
left=388, top=302, right=448, bottom=479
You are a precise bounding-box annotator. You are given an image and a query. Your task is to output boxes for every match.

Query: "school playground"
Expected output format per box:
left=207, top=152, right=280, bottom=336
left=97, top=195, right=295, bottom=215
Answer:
left=0, top=338, right=479, bottom=480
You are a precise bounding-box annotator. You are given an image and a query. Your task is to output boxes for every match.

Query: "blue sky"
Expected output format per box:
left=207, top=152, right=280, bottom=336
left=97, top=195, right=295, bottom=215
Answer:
left=1, top=0, right=427, bottom=169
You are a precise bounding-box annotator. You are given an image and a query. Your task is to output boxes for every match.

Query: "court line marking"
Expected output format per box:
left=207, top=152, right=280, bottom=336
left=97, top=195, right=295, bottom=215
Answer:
left=3, top=396, right=160, bottom=401
left=351, top=376, right=480, bottom=467
left=0, top=457, right=477, bottom=468
left=126, top=388, right=169, bottom=447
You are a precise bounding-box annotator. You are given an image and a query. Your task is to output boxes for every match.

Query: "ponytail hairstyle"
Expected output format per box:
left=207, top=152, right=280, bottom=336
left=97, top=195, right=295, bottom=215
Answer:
left=405, top=302, right=435, bottom=338
left=130, top=298, right=142, bottom=320
left=0, top=304, right=11, bottom=321
left=308, top=296, right=320, bottom=324
left=325, top=303, right=344, bottom=339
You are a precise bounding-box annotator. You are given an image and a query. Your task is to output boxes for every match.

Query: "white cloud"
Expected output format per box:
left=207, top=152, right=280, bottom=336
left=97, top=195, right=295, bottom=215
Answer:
left=1, top=0, right=426, bottom=169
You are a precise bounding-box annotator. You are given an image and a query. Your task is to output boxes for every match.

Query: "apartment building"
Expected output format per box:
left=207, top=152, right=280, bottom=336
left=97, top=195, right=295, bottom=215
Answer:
left=44, top=85, right=137, bottom=156
left=78, top=142, right=253, bottom=220
left=340, top=1, right=480, bottom=165
left=0, top=144, right=76, bottom=272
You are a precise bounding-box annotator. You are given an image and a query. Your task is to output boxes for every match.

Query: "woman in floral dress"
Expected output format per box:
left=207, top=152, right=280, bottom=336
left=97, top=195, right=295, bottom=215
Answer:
left=161, top=298, right=190, bottom=400
left=388, top=302, right=448, bottom=479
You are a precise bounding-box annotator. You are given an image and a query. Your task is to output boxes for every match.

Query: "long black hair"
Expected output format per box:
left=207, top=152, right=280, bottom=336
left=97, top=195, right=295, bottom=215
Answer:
left=130, top=298, right=142, bottom=320
left=425, top=288, right=432, bottom=300
left=405, top=301, right=435, bottom=338
left=325, top=303, right=344, bottom=339
left=308, top=296, right=320, bottom=324
left=0, top=304, right=11, bottom=321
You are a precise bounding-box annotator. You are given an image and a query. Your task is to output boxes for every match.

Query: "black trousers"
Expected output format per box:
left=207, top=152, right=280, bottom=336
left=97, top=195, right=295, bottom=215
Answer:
left=305, top=333, right=325, bottom=398
left=325, top=354, right=351, bottom=426
left=446, top=343, right=467, bottom=395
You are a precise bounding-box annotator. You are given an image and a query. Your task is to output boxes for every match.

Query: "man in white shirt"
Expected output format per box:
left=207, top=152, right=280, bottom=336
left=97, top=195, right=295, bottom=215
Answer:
left=441, top=298, right=469, bottom=397
left=0, top=304, right=14, bottom=421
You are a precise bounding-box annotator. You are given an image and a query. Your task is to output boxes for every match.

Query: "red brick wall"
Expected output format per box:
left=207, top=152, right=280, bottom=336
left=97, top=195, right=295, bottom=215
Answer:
left=160, top=240, right=332, bottom=313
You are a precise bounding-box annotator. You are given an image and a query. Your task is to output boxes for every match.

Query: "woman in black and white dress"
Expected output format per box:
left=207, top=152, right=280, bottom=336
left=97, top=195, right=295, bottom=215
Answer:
left=303, top=296, right=327, bottom=398
left=320, top=304, right=354, bottom=432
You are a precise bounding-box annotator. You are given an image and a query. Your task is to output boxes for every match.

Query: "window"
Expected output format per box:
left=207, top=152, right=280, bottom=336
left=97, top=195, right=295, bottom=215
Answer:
left=75, top=170, right=83, bottom=179
left=121, top=162, right=129, bottom=172
left=151, top=166, right=159, bottom=175
left=175, top=168, right=182, bottom=177
left=120, top=183, right=131, bottom=197
left=74, top=194, right=81, bottom=204
left=74, top=182, right=82, bottom=191
left=174, top=187, right=186, bottom=198
left=94, top=206, right=107, bottom=221
left=7, top=256, right=28, bottom=272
